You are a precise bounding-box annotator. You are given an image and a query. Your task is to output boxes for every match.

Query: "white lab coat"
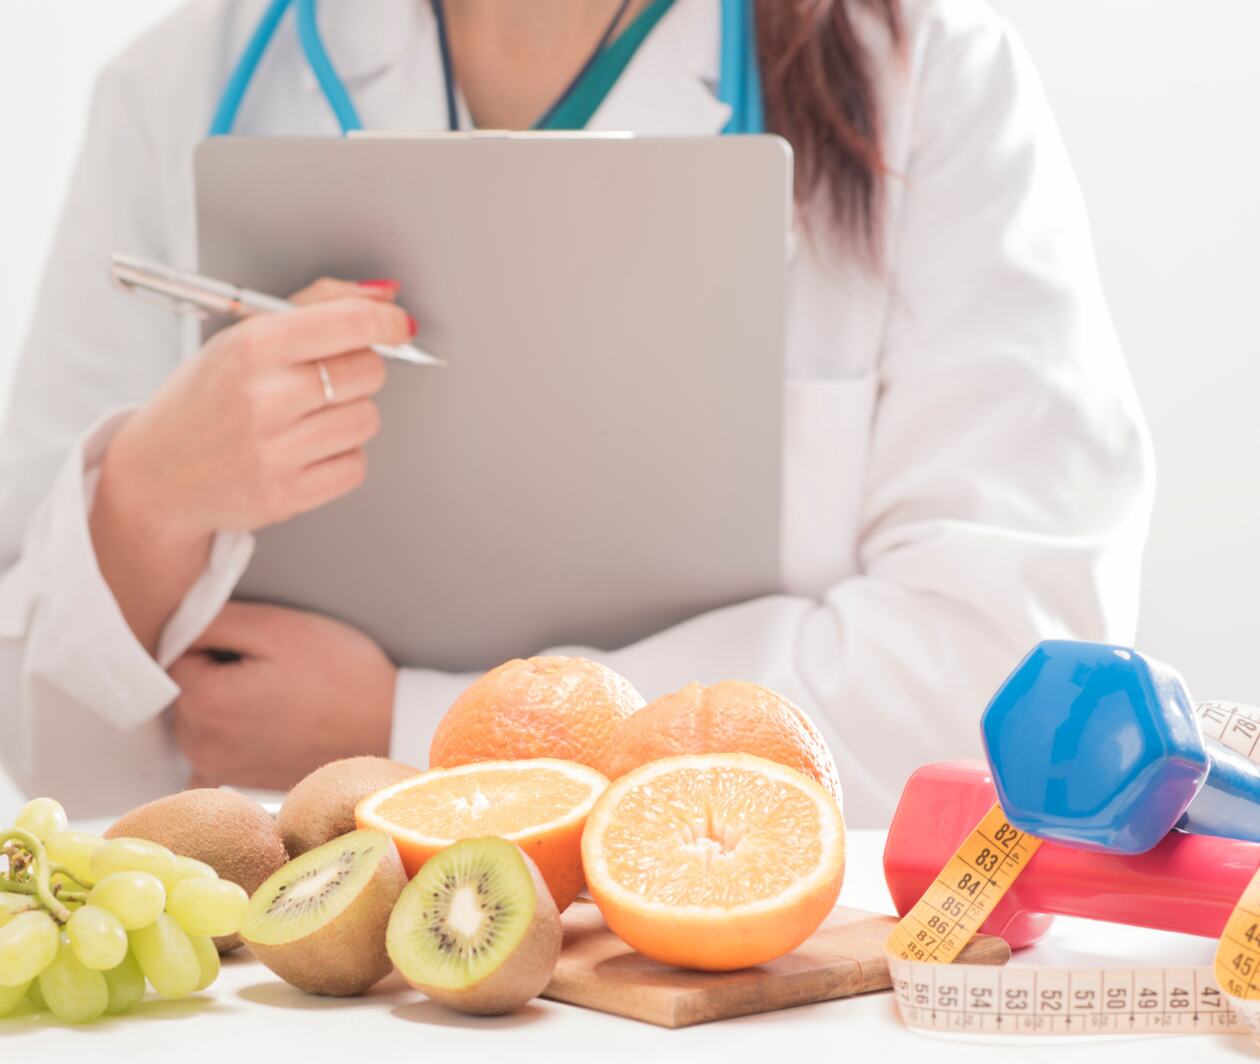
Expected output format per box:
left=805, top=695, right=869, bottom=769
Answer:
left=0, top=0, right=1153, bottom=824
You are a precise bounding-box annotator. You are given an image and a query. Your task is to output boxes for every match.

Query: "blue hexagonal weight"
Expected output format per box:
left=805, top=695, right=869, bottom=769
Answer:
left=982, top=640, right=1260, bottom=853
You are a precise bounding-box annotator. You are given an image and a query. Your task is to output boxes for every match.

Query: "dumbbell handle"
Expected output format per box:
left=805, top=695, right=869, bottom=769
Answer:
left=884, top=761, right=1260, bottom=948
left=1179, top=708, right=1260, bottom=843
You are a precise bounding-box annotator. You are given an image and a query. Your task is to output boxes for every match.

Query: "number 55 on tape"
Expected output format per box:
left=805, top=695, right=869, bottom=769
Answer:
left=885, top=802, right=1260, bottom=1040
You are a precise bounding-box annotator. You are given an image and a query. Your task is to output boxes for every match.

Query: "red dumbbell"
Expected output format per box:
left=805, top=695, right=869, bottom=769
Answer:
left=883, top=761, right=1260, bottom=949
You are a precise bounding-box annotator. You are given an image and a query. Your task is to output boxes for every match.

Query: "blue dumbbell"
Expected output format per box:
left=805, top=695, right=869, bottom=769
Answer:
left=981, top=639, right=1260, bottom=854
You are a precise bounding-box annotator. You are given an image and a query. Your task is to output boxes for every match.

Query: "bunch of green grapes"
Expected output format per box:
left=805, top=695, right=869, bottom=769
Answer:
left=0, top=797, right=248, bottom=1023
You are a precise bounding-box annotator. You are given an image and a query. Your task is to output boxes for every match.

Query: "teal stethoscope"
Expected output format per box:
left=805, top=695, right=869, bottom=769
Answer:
left=208, top=0, right=764, bottom=137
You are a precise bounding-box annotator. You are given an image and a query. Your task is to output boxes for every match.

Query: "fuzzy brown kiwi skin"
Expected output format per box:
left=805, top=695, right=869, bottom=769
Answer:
left=244, top=837, right=407, bottom=996
left=396, top=846, right=562, bottom=1016
left=278, top=757, right=418, bottom=858
left=105, top=789, right=287, bottom=953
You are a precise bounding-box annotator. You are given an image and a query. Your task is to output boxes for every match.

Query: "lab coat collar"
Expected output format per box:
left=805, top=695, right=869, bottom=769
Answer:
left=311, top=0, right=729, bottom=135
left=589, top=0, right=731, bottom=135
left=314, top=0, right=430, bottom=87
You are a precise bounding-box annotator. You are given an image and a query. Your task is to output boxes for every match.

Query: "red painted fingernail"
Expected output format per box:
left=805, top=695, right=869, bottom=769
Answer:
left=358, top=278, right=399, bottom=289
left=406, top=314, right=417, bottom=336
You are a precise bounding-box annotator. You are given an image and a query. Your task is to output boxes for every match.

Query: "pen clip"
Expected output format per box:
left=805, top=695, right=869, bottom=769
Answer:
left=110, top=275, right=212, bottom=320
left=112, top=257, right=215, bottom=320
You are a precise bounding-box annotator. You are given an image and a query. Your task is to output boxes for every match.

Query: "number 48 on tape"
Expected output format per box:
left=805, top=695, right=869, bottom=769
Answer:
left=885, top=800, right=1260, bottom=1040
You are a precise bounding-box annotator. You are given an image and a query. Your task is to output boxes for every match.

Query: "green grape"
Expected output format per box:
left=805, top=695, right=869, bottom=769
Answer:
left=0, top=979, right=30, bottom=1017
left=174, top=856, right=218, bottom=882
left=13, top=797, right=68, bottom=842
left=65, top=905, right=128, bottom=970
left=37, top=940, right=108, bottom=1023
left=129, top=913, right=199, bottom=998
left=188, top=934, right=219, bottom=992
left=102, top=950, right=146, bottom=1015
left=0, top=910, right=59, bottom=987
left=87, top=871, right=166, bottom=930
left=45, top=831, right=104, bottom=886
left=167, top=877, right=249, bottom=938
left=50, top=873, right=79, bottom=894
left=0, top=894, right=37, bottom=927
left=90, top=838, right=179, bottom=889
left=26, top=978, right=45, bottom=1010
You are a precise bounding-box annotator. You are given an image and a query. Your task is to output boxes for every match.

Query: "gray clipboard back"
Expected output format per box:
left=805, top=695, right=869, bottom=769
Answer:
left=195, top=134, right=789, bottom=671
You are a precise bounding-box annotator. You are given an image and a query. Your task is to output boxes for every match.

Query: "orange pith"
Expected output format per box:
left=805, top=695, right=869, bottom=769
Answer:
left=600, top=766, right=826, bottom=905
left=356, top=758, right=607, bottom=912
left=582, top=753, right=845, bottom=971
left=371, top=765, right=595, bottom=838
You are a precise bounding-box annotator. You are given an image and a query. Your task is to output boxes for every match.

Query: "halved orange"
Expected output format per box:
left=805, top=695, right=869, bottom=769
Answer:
left=582, top=753, right=845, bottom=971
left=356, top=758, right=607, bottom=911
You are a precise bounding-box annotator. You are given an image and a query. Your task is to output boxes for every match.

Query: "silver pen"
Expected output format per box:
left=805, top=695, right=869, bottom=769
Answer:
left=109, top=253, right=444, bottom=368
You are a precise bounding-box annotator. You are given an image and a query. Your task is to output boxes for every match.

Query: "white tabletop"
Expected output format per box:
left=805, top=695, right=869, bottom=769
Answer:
left=4, top=828, right=1255, bottom=1063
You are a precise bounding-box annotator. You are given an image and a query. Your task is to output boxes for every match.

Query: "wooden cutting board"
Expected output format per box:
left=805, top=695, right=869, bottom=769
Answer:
left=543, top=900, right=1010, bottom=1028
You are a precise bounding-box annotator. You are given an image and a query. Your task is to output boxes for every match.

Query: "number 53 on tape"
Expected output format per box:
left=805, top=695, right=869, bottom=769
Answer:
left=885, top=802, right=1260, bottom=1040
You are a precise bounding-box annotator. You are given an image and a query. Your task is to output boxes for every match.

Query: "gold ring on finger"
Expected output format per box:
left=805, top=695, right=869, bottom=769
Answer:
left=316, top=361, right=336, bottom=406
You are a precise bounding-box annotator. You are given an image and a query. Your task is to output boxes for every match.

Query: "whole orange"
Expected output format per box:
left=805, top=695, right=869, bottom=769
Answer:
left=598, top=680, right=842, bottom=802
left=429, top=656, right=644, bottom=771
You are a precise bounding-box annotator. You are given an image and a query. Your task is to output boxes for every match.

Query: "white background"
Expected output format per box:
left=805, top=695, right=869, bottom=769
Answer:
left=1, top=2, right=1258, bottom=812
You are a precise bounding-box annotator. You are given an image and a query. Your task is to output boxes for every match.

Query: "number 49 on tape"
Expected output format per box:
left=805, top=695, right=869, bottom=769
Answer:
left=885, top=802, right=1260, bottom=1041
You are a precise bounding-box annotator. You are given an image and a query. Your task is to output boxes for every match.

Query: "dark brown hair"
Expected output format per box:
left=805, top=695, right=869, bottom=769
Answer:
left=757, top=0, right=903, bottom=247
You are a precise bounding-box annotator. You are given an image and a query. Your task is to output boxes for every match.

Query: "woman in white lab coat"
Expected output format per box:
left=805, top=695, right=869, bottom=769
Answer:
left=0, top=0, right=1152, bottom=824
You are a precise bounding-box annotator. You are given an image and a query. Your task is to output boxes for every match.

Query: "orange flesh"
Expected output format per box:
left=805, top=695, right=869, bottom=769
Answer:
left=599, top=765, right=825, bottom=906
left=372, top=766, right=595, bottom=839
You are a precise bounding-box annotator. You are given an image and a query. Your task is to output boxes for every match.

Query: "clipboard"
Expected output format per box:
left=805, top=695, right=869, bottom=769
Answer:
left=195, top=134, right=790, bottom=670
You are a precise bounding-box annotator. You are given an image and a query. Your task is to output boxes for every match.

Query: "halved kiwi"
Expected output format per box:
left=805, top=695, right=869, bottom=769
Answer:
left=387, top=837, right=561, bottom=1015
left=241, top=829, right=405, bottom=996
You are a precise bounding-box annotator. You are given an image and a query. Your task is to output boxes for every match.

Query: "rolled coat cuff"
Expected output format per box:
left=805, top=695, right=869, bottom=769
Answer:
left=9, top=408, right=254, bottom=730
left=388, top=665, right=477, bottom=769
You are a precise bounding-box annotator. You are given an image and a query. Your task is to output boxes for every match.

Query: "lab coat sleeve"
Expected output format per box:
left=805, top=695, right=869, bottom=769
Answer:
left=389, top=11, right=1154, bottom=826
left=0, top=60, right=253, bottom=812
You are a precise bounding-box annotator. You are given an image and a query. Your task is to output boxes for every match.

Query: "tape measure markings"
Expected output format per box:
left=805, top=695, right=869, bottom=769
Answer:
left=1214, top=893, right=1260, bottom=999
left=885, top=795, right=1260, bottom=1039
left=888, top=959, right=1248, bottom=1034
left=886, top=803, right=1042, bottom=965
left=1194, top=700, right=1260, bottom=764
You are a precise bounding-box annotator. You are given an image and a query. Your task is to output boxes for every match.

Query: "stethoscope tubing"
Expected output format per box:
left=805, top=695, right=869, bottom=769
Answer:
left=209, top=0, right=764, bottom=138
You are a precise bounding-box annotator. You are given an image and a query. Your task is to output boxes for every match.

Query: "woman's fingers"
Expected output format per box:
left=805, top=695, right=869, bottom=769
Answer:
left=238, top=297, right=413, bottom=365
left=291, top=449, right=369, bottom=514
left=286, top=397, right=382, bottom=467
left=291, top=348, right=387, bottom=417
left=289, top=276, right=400, bottom=306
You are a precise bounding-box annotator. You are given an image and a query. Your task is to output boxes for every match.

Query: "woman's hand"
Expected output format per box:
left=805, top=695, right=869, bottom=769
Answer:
left=91, top=278, right=410, bottom=653
left=103, top=279, right=411, bottom=539
left=168, top=601, right=398, bottom=790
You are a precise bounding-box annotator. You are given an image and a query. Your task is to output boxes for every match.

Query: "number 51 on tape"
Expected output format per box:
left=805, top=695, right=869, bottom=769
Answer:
left=885, top=803, right=1260, bottom=1040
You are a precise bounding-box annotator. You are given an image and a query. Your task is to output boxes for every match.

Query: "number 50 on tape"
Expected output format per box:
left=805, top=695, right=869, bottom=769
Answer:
left=885, top=802, right=1260, bottom=1040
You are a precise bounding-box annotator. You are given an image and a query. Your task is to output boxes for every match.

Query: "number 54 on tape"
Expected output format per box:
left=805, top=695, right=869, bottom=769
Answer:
left=885, top=803, right=1260, bottom=1040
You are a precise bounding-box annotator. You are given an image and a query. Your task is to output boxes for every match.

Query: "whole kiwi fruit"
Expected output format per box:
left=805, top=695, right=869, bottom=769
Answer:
left=241, top=829, right=406, bottom=996
left=387, top=837, right=561, bottom=1015
left=278, top=756, right=418, bottom=858
left=105, top=789, right=287, bottom=952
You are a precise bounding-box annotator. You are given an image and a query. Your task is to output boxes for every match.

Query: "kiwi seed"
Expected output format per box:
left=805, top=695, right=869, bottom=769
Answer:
left=387, top=837, right=561, bottom=1015
left=241, top=830, right=406, bottom=996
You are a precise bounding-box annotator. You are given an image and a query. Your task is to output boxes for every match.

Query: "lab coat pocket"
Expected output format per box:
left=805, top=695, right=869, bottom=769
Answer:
left=781, top=371, right=879, bottom=596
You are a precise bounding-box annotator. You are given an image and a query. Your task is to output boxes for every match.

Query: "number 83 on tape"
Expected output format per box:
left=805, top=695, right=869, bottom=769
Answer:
left=885, top=802, right=1260, bottom=1041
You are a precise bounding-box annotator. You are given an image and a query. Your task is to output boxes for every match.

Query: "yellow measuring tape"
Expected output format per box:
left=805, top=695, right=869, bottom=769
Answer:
left=885, top=707, right=1260, bottom=1040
